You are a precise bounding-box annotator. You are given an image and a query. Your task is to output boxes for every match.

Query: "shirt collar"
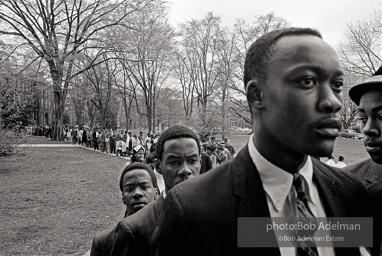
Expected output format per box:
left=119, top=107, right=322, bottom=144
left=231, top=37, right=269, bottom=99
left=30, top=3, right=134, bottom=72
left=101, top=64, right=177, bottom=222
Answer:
left=248, top=134, right=316, bottom=212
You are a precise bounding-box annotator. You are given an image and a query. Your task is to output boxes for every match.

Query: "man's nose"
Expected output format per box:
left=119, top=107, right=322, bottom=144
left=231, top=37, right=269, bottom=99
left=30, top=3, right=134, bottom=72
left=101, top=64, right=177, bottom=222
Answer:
left=363, top=119, right=380, bottom=138
left=178, top=163, right=192, bottom=179
left=317, top=84, right=342, bottom=113
left=132, top=189, right=144, bottom=199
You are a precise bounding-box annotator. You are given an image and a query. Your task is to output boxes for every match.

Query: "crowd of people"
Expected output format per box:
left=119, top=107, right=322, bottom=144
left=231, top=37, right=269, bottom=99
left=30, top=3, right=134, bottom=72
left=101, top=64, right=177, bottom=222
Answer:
left=60, top=126, right=237, bottom=174
left=80, top=27, right=382, bottom=256
left=63, top=127, right=159, bottom=157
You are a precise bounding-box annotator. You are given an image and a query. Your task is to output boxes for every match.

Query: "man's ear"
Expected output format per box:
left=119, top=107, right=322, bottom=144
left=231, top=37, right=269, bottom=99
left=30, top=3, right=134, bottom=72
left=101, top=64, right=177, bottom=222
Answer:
left=154, top=158, right=162, bottom=174
left=246, top=79, right=264, bottom=110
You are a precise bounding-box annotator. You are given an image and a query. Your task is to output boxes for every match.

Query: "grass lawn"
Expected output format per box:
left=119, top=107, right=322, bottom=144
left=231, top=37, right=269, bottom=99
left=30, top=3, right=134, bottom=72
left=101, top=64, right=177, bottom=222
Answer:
left=0, top=134, right=370, bottom=255
left=23, top=136, right=72, bottom=144
left=229, top=133, right=369, bottom=166
left=0, top=144, right=127, bottom=256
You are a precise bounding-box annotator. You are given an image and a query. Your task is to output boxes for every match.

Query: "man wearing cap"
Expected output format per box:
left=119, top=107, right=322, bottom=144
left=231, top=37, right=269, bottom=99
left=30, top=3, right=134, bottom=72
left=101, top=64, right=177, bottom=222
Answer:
left=154, top=28, right=373, bottom=256
left=346, top=65, right=382, bottom=256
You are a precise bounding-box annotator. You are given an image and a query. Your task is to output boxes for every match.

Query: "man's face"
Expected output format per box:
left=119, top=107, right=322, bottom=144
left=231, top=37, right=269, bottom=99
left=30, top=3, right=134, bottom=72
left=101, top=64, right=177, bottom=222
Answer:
left=122, top=169, right=156, bottom=215
left=159, top=138, right=201, bottom=193
left=255, top=35, right=343, bottom=158
left=358, top=90, right=382, bottom=164
left=136, top=149, right=145, bottom=162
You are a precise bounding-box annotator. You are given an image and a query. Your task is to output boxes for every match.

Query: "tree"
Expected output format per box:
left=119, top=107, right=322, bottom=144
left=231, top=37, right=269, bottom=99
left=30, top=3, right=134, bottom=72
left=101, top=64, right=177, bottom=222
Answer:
left=215, top=29, right=236, bottom=137
left=0, top=82, right=33, bottom=129
left=79, top=52, right=116, bottom=128
left=179, top=12, right=223, bottom=127
left=114, top=58, right=136, bottom=131
left=337, top=8, right=382, bottom=130
left=338, top=8, right=382, bottom=76
left=118, top=0, right=175, bottom=133
left=231, top=12, right=289, bottom=125
left=174, top=50, right=196, bottom=123
left=341, top=100, right=359, bottom=130
left=0, top=0, right=149, bottom=140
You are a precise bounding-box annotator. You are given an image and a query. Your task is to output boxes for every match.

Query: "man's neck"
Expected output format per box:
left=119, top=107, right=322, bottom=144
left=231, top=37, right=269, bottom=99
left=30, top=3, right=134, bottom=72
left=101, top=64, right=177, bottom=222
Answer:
left=252, top=133, right=307, bottom=174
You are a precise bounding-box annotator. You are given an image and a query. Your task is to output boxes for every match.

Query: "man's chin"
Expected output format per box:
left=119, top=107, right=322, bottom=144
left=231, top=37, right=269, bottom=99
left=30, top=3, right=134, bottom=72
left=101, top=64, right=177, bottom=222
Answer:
left=305, top=140, right=335, bottom=157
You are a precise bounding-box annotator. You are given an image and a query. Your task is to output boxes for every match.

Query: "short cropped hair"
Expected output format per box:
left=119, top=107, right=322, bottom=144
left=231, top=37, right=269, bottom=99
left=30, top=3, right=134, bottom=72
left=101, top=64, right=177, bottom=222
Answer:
left=243, top=27, right=322, bottom=88
left=119, top=162, right=157, bottom=192
left=155, top=125, right=201, bottom=161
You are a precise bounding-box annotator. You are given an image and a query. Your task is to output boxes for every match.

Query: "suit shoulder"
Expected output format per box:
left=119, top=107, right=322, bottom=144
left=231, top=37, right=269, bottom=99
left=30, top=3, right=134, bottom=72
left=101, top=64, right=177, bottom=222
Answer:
left=93, top=224, right=117, bottom=241
left=313, top=159, right=366, bottom=189
left=344, top=159, right=371, bottom=176
left=117, top=200, right=160, bottom=238
left=171, top=160, right=233, bottom=196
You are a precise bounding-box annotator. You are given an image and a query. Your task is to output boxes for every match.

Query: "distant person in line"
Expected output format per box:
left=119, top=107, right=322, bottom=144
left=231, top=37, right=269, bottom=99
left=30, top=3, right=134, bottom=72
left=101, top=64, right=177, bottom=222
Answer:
left=325, top=154, right=336, bottom=167
left=109, top=125, right=202, bottom=256
left=154, top=27, right=373, bottom=256
left=345, top=64, right=382, bottom=256
left=200, top=148, right=213, bottom=174
left=89, top=163, right=158, bottom=256
left=225, top=139, right=236, bottom=158
left=130, top=145, right=145, bottom=163
left=335, top=155, right=346, bottom=168
left=144, top=152, right=165, bottom=194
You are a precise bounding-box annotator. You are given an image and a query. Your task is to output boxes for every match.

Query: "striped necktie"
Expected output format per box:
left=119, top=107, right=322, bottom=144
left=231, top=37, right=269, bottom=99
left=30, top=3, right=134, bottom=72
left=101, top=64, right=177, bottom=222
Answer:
left=293, top=173, right=319, bottom=256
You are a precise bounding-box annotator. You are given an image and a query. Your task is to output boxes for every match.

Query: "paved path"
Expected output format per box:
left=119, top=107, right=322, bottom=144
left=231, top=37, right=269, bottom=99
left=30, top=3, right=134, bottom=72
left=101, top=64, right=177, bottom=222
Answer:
left=18, top=143, right=132, bottom=162
left=18, top=144, right=81, bottom=147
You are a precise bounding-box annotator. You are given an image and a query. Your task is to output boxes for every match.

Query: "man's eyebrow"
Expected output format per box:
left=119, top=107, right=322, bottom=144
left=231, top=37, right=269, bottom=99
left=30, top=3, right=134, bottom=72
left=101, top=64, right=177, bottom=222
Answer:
left=372, top=104, right=382, bottom=112
left=286, top=65, right=344, bottom=76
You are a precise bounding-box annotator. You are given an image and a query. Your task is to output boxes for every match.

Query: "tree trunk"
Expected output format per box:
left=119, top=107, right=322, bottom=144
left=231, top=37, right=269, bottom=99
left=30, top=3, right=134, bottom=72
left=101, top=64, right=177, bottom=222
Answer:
left=152, top=103, right=156, bottom=134
left=202, top=99, right=207, bottom=125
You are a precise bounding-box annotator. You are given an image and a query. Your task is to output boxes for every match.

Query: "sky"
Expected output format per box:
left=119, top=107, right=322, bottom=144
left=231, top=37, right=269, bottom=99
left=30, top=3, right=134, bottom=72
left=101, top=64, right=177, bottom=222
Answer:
left=167, top=0, right=381, bottom=48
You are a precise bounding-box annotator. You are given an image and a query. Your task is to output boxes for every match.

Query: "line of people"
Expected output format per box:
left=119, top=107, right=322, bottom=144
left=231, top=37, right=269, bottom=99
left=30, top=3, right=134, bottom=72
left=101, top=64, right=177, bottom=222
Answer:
left=85, top=27, right=382, bottom=256
left=64, top=127, right=160, bottom=158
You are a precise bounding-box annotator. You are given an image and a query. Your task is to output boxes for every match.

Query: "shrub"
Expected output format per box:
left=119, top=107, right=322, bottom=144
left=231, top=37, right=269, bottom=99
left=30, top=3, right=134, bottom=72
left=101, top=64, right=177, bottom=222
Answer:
left=0, top=129, right=24, bottom=157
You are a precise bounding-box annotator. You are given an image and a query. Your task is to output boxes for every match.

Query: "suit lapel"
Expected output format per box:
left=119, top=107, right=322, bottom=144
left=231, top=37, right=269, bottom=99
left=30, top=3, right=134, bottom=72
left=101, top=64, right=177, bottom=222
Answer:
left=232, top=145, right=281, bottom=256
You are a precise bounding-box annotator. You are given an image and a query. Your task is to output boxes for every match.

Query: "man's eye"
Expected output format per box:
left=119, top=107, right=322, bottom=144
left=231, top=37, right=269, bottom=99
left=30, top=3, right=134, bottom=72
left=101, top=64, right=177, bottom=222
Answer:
left=299, top=78, right=317, bottom=87
left=333, top=80, right=344, bottom=91
left=359, top=117, right=368, bottom=124
left=189, top=159, right=197, bottom=164
left=169, top=161, right=179, bottom=166
left=126, top=187, right=135, bottom=193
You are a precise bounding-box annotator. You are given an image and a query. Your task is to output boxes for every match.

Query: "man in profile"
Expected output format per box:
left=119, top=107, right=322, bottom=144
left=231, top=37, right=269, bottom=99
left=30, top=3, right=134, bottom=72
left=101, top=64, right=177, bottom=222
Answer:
left=346, top=65, right=382, bottom=256
left=154, top=28, right=373, bottom=256
left=110, top=125, right=202, bottom=256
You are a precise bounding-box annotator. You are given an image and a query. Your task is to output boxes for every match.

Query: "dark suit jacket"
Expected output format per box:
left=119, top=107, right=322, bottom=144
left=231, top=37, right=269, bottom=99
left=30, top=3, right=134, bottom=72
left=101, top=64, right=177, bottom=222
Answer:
left=90, top=224, right=117, bottom=256
left=110, top=195, right=164, bottom=256
left=200, top=152, right=213, bottom=174
left=345, top=158, right=382, bottom=202
left=155, top=145, right=372, bottom=256
left=346, top=158, right=382, bottom=256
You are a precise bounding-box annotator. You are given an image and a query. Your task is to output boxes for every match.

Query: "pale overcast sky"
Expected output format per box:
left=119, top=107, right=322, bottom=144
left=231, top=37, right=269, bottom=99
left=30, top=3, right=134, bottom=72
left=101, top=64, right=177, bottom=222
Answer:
left=168, top=0, right=381, bottom=47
